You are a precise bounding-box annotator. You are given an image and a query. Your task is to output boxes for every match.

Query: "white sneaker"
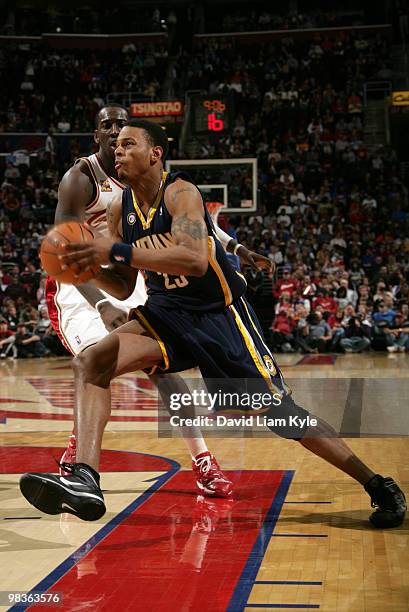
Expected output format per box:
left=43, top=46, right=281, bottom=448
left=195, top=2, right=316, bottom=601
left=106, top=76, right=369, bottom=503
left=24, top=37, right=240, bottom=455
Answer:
left=387, top=346, right=398, bottom=353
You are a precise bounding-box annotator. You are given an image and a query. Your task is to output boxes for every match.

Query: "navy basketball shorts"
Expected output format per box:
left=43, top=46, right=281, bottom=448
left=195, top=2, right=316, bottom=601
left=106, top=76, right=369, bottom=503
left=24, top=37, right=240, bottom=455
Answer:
left=130, top=296, right=311, bottom=438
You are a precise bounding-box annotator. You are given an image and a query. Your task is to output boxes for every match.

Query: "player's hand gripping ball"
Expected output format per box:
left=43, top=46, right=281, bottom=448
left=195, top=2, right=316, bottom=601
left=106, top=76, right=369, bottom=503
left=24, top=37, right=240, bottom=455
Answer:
left=40, top=221, right=99, bottom=285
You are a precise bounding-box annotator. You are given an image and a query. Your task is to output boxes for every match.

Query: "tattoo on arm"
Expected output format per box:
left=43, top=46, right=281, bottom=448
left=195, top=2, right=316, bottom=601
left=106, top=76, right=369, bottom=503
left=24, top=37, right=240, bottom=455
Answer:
left=172, top=213, right=208, bottom=241
left=169, top=187, right=195, bottom=203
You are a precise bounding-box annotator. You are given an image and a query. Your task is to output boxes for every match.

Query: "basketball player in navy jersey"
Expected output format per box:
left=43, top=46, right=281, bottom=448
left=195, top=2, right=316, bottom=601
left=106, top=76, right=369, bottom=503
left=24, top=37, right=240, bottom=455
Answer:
left=21, top=119, right=406, bottom=528
left=46, top=104, right=268, bottom=499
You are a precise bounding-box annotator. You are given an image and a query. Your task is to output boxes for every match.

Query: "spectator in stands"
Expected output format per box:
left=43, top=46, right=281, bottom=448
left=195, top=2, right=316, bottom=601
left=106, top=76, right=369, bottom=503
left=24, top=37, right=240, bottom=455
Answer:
left=0, top=319, right=16, bottom=358
left=20, top=304, right=39, bottom=327
left=339, top=315, right=371, bottom=353
left=329, top=307, right=346, bottom=351
left=14, top=322, right=48, bottom=358
left=312, top=289, right=338, bottom=315
left=34, top=306, right=67, bottom=356
left=3, top=302, right=18, bottom=331
left=268, top=244, right=284, bottom=266
left=273, top=268, right=299, bottom=298
left=400, top=303, right=409, bottom=320
left=384, top=313, right=409, bottom=353
left=270, top=309, right=296, bottom=352
left=336, top=279, right=358, bottom=309
left=373, top=282, right=387, bottom=304
left=373, top=302, right=397, bottom=327
left=305, top=311, right=333, bottom=353
left=274, top=290, right=293, bottom=315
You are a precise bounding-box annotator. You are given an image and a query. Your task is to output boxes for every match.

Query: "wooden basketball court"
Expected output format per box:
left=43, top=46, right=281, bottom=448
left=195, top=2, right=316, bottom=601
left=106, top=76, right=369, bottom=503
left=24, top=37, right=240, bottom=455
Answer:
left=0, top=354, right=408, bottom=611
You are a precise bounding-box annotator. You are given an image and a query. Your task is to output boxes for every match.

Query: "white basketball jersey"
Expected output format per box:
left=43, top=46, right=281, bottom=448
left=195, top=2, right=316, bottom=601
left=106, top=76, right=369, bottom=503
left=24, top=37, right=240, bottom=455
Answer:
left=54, top=153, right=147, bottom=323
left=80, top=153, right=125, bottom=236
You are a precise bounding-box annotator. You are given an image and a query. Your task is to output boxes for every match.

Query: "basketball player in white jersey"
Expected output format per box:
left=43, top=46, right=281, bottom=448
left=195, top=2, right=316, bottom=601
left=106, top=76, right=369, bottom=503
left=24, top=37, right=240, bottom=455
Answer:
left=46, top=104, right=270, bottom=497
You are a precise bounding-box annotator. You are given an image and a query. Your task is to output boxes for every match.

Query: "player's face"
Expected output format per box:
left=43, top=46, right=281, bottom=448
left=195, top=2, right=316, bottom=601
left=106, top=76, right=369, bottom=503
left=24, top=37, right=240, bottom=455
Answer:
left=94, top=108, right=128, bottom=158
left=115, top=126, right=162, bottom=182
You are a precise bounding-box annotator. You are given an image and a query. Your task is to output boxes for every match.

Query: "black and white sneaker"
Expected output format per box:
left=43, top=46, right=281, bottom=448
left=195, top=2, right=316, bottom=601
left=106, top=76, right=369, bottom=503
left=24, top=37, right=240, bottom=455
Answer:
left=364, top=474, right=406, bottom=528
left=19, top=463, right=106, bottom=522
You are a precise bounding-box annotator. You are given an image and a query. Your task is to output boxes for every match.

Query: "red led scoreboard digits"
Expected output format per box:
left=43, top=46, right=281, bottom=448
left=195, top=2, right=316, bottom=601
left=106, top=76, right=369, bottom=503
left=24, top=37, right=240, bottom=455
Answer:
left=193, top=95, right=231, bottom=134
left=203, top=99, right=226, bottom=131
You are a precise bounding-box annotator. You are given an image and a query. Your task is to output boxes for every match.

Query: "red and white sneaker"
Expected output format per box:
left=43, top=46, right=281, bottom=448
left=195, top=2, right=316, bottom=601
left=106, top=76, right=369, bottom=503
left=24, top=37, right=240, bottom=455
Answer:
left=192, top=451, right=233, bottom=498
left=59, top=434, right=76, bottom=476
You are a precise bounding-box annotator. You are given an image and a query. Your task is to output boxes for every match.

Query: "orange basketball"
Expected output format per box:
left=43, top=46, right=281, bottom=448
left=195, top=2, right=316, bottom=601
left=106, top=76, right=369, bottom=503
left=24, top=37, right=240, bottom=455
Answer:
left=40, top=221, right=97, bottom=285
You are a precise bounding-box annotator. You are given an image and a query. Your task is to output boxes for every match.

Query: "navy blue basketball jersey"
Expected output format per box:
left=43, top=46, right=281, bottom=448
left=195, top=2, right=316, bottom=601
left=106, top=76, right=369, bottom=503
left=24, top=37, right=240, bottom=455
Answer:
left=121, top=171, right=246, bottom=311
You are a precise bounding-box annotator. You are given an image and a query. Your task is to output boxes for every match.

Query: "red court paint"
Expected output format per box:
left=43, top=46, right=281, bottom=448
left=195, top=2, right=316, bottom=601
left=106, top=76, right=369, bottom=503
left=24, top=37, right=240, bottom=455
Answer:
left=31, top=471, right=286, bottom=611
left=15, top=377, right=160, bottom=422
left=296, top=355, right=336, bottom=366
left=0, top=447, right=172, bottom=474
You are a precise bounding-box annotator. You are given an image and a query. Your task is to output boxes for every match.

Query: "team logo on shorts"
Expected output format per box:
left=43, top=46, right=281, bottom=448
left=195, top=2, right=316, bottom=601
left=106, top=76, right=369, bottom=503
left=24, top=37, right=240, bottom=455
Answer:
left=75, top=335, right=81, bottom=346
left=127, top=212, right=137, bottom=225
left=100, top=179, right=112, bottom=192
left=263, top=355, right=276, bottom=374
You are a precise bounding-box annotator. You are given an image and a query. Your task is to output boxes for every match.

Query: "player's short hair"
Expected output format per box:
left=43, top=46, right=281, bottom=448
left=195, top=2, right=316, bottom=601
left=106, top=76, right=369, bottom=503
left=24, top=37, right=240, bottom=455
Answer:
left=126, top=118, right=169, bottom=160
left=95, top=103, right=128, bottom=128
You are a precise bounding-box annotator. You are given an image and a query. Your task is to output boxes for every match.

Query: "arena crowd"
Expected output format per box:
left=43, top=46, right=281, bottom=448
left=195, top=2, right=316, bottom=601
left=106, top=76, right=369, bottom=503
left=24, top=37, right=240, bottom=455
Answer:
left=0, top=15, right=408, bottom=357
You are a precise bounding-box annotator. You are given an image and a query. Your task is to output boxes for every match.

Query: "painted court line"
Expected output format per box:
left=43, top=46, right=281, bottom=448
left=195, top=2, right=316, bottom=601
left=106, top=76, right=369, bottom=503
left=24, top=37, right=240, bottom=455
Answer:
left=283, top=501, right=331, bottom=505
left=271, top=534, right=328, bottom=538
left=245, top=605, right=319, bottom=609
left=254, top=581, right=322, bottom=586
left=227, top=471, right=294, bottom=611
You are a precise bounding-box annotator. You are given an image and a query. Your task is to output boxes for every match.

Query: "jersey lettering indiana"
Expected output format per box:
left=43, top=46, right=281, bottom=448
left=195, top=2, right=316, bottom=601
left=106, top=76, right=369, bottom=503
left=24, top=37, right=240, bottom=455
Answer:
left=121, top=171, right=246, bottom=311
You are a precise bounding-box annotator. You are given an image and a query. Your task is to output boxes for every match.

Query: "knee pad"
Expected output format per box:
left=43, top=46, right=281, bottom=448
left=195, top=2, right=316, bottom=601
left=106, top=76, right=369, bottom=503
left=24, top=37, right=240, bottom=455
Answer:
left=265, top=394, right=311, bottom=440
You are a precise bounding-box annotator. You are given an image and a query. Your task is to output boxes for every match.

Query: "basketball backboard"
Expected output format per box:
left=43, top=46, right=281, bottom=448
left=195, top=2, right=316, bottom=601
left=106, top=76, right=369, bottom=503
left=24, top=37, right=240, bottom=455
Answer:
left=165, top=158, right=257, bottom=213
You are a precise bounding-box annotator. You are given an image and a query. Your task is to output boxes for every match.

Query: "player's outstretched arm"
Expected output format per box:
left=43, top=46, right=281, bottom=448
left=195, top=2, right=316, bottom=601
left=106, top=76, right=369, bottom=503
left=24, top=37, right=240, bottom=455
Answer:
left=214, top=226, right=273, bottom=272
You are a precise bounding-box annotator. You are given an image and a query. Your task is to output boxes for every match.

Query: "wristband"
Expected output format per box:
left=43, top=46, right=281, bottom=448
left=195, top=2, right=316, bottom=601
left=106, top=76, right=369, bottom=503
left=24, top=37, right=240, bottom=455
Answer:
left=110, top=243, right=132, bottom=266
left=233, top=243, right=242, bottom=256
left=95, top=298, right=110, bottom=313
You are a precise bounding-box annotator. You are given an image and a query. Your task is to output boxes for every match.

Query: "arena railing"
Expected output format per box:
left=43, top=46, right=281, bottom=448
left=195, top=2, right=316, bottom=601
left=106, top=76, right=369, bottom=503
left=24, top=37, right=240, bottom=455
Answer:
left=193, top=23, right=392, bottom=43
left=0, top=134, right=96, bottom=173
left=0, top=32, right=168, bottom=49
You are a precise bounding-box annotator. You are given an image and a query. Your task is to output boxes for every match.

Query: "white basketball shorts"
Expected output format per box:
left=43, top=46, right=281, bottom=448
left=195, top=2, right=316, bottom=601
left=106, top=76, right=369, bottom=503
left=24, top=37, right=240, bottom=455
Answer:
left=46, top=273, right=147, bottom=355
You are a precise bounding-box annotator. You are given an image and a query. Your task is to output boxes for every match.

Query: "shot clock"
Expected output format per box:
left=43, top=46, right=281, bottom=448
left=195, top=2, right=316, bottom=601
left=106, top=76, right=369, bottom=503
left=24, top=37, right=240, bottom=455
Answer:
left=191, top=94, right=233, bottom=134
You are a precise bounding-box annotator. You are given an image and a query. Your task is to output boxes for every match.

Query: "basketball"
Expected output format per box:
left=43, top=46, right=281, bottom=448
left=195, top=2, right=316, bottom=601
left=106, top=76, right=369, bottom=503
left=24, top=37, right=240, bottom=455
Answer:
left=40, top=221, right=97, bottom=285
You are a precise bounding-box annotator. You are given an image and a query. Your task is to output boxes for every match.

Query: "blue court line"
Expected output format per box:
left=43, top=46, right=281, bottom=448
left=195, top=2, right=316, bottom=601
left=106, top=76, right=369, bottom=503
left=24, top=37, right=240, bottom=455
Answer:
left=254, top=581, right=322, bottom=586
left=271, top=534, right=328, bottom=538
left=283, top=501, right=331, bottom=504
left=244, top=605, right=320, bottom=609
left=11, top=449, right=180, bottom=612
left=1, top=517, right=42, bottom=520
left=227, top=470, right=295, bottom=612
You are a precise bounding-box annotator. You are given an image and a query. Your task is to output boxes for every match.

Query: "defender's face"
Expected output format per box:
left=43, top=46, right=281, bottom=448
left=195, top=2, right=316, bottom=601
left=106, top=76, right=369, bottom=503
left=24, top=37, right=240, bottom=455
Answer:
left=115, top=126, right=161, bottom=182
left=94, top=107, right=128, bottom=159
